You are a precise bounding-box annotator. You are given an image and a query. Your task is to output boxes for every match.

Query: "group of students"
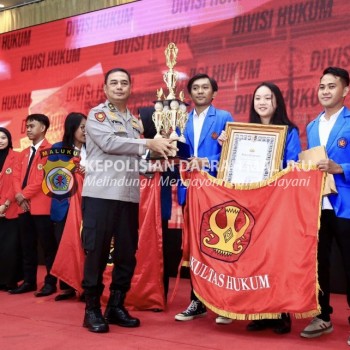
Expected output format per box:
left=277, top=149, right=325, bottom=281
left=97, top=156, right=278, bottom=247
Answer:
left=0, top=112, right=87, bottom=302
left=173, top=77, right=301, bottom=337
left=0, top=66, right=349, bottom=346
left=172, top=67, right=350, bottom=347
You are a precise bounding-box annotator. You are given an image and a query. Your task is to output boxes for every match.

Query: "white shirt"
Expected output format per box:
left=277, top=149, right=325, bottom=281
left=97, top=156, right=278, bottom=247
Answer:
left=193, top=107, right=209, bottom=157
left=319, top=107, right=343, bottom=209
left=29, top=139, right=44, bottom=163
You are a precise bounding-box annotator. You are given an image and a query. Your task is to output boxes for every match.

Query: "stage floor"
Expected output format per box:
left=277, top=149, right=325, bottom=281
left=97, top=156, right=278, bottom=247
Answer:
left=0, top=267, right=349, bottom=350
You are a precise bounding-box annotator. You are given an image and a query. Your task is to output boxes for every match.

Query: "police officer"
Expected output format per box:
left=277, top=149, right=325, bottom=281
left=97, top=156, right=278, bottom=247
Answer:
left=81, top=68, right=176, bottom=333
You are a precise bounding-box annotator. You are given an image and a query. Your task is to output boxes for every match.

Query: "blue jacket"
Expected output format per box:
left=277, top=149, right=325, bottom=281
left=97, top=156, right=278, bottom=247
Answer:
left=307, top=106, right=350, bottom=219
left=178, top=105, right=234, bottom=204
left=283, top=127, right=301, bottom=168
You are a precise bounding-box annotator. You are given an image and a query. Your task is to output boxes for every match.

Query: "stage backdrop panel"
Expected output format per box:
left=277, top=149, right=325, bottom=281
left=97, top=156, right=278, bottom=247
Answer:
left=0, top=0, right=349, bottom=149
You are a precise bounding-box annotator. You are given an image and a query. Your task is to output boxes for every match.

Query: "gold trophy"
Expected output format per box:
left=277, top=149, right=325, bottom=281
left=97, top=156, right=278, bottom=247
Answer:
left=169, top=99, right=179, bottom=139
left=149, top=42, right=189, bottom=159
left=177, top=91, right=187, bottom=143
left=163, top=43, right=178, bottom=100
left=152, top=89, right=164, bottom=139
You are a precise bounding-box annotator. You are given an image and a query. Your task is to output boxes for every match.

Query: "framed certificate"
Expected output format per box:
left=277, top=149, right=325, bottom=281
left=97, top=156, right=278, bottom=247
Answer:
left=217, top=122, right=287, bottom=184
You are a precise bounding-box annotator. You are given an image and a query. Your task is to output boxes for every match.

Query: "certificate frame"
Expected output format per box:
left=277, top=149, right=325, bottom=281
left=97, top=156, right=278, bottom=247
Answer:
left=217, top=122, right=287, bottom=184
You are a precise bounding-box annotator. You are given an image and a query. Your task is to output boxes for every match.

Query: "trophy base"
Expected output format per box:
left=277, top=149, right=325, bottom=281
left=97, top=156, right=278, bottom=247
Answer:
left=146, top=140, right=190, bottom=160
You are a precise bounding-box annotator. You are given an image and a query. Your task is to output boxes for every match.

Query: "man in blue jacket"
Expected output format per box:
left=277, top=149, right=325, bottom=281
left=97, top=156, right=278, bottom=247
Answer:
left=175, top=73, right=233, bottom=322
left=300, top=67, right=350, bottom=345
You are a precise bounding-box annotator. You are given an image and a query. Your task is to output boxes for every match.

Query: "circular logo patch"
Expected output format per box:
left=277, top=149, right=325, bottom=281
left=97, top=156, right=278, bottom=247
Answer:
left=337, top=137, right=348, bottom=148
left=46, top=167, right=74, bottom=196
left=95, top=112, right=106, bottom=123
left=200, top=200, right=255, bottom=263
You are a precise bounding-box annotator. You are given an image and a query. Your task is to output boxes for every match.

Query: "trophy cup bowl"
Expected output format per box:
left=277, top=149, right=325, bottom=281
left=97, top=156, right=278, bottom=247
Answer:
left=148, top=42, right=190, bottom=161
left=152, top=101, right=164, bottom=139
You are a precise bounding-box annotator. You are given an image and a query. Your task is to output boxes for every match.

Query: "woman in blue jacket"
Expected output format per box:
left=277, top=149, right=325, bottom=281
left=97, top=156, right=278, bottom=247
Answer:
left=247, top=82, right=301, bottom=333
left=217, top=82, right=301, bottom=331
left=249, top=81, right=301, bottom=168
left=50, top=112, right=86, bottom=301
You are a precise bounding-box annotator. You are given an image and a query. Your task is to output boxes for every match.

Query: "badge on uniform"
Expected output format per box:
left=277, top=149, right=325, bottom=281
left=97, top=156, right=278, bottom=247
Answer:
left=131, top=119, right=140, bottom=132
left=37, top=164, right=43, bottom=170
left=337, top=137, right=348, bottom=148
left=211, top=131, right=218, bottom=140
left=95, top=112, right=106, bottom=123
left=5, top=167, right=12, bottom=174
left=117, top=126, right=127, bottom=133
left=108, top=103, right=116, bottom=112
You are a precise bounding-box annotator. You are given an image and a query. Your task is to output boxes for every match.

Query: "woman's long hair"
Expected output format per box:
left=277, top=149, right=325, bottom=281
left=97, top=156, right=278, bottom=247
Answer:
left=62, top=112, right=87, bottom=148
left=249, top=82, right=298, bottom=130
left=0, top=127, right=13, bottom=172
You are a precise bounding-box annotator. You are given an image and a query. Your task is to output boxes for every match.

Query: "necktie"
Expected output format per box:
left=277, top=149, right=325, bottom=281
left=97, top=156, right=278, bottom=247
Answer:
left=22, top=146, right=36, bottom=189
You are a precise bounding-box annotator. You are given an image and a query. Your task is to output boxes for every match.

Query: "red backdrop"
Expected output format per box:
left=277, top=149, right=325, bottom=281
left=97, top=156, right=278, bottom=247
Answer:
left=0, top=0, right=349, bottom=149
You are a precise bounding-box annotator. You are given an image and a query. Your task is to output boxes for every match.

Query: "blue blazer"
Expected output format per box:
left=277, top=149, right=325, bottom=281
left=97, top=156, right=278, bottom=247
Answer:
left=307, top=106, right=350, bottom=219
left=283, top=127, right=301, bottom=168
left=178, top=105, right=234, bottom=204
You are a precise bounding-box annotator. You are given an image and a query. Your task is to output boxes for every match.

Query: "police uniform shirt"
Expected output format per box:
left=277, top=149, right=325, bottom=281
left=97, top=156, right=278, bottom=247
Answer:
left=82, top=100, right=147, bottom=203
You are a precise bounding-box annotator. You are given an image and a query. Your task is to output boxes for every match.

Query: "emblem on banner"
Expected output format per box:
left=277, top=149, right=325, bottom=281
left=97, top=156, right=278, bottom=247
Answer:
left=200, top=201, right=254, bottom=262
left=337, top=137, right=347, bottom=148
left=42, top=159, right=76, bottom=198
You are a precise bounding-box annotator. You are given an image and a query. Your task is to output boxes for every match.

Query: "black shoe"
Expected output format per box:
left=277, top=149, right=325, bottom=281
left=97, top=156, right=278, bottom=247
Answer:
left=105, top=305, right=140, bottom=327
left=175, top=300, right=207, bottom=321
left=55, top=289, right=76, bottom=301
left=35, top=284, right=57, bottom=297
left=9, top=282, right=37, bottom=294
left=0, top=284, right=16, bottom=291
left=83, top=309, right=109, bottom=333
left=273, top=314, right=291, bottom=334
left=246, top=319, right=273, bottom=331
left=104, top=290, right=140, bottom=328
left=5, top=283, right=18, bottom=291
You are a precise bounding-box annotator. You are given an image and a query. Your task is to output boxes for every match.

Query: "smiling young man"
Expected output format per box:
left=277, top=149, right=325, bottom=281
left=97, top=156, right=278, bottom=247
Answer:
left=10, top=114, right=57, bottom=297
left=300, top=67, right=350, bottom=345
left=81, top=68, right=177, bottom=333
left=175, top=73, right=233, bottom=323
left=177, top=73, right=233, bottom=180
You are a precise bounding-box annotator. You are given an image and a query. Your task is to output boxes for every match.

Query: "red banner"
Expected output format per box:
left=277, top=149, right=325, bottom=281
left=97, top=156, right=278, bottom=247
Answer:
left=182, top=166, right=324, bottom=319
left=50, top=172, right=85, bottom=292
left=104, top=173, right=166, bottom=310
left=51, top=173, right=165, bottom=310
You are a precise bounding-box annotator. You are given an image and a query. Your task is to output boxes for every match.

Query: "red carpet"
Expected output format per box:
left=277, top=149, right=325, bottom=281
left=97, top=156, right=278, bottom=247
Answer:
left=0, top=268, right=349, bottom=350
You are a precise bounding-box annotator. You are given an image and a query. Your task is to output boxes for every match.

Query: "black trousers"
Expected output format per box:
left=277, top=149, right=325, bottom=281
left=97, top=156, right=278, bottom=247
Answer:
left=81, top=197, right=139, bottom=296
left=318, top=209, right=350, bottom=320
left=18, top=212, right=57, bottom=286
left=0, top=218, right=22, bottom=286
